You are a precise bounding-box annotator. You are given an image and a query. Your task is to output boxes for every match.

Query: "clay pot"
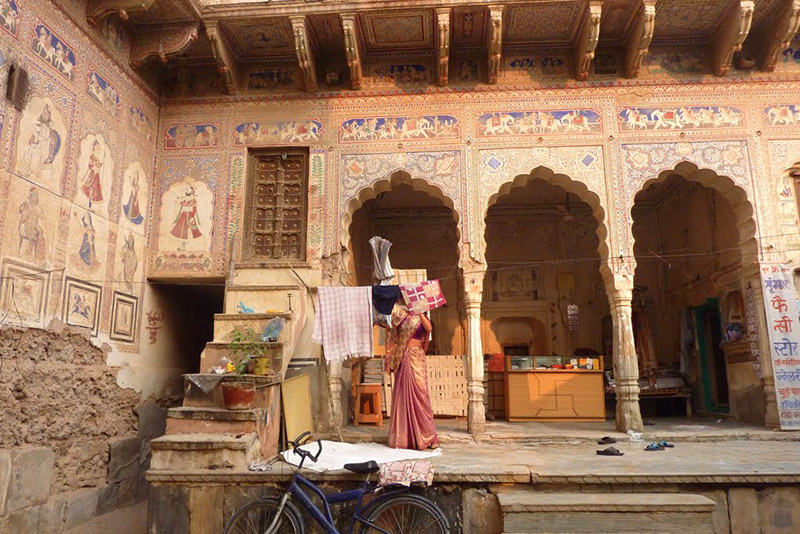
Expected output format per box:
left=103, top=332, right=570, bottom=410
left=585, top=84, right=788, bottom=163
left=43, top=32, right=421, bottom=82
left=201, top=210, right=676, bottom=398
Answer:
left=252, top=356, right=271, bottom=376
left=222, top=381, right=255, bottom=410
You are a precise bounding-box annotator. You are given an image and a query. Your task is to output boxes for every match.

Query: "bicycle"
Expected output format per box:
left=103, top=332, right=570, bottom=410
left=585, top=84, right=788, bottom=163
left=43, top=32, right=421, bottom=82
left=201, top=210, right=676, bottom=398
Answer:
left=223, top=431, right=451, bottom=534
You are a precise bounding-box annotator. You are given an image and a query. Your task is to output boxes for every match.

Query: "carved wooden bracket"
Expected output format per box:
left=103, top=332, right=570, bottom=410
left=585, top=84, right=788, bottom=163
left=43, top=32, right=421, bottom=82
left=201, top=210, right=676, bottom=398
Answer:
left=487, top=6, right=504, bottom=84
left=130, top=24, right=199, bottom=69
left=436, top=8, right=451, bottom=86
left=290, top=16, right=318, bottom=92
left=340, top=13, right=363, bottom=90
left=712, top=0, right=755, bottom=76
left=758, top=0, right=800, bottom=71
left=574, top=1, right=603, bottom=81
left=624, top=0, right=656, bottom=78
left=86, top=0, right=156, bottom=27
left=205, top=21, right=239, bottom=94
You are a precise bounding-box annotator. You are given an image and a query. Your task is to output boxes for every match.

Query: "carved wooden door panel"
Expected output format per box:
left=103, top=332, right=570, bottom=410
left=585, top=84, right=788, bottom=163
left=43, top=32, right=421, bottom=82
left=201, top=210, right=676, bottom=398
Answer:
left=244, top=151, right=308, bottom=261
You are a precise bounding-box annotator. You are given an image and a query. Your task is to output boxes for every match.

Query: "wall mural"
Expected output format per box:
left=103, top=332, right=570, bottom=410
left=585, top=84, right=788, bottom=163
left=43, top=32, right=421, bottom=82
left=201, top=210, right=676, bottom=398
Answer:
left=503, top=55, right=569, bottom=80
left=87, top=71, right=122, bottom=119
left=120, top=161, right=148, bottom=231
left=67, top=206, right=108, bottom=274
left=478, top=110, right=601, bottom=136
left=164, top=123, right=219, bottom=149
left=366, top=63, right=430, bottom=85
left=645, top=51, right=706, bottom=76
left=246, top=67, right=301, bottom=91
left=129, top=106, right=154, bottom=142
left=764, top=105, right=800, bottom=127
left=0, top=0, right=19, bottom=37
left=116, top=231, right=142, bottom=293
left=618, top=106, right=743, bottom=131
left=234, top=120, right=322, bottom=145
left=32, top=22, right=76, bottom=81
left=158, top=180, right=214, bottom=253
left=0, top=260, right=50, bottom=326
left=62, top=277, right=102, bottom=336
left=339, top=115, right=460, bottom=142
left=14, top=96, right=66, bottom=194
left=74, top=133, right=114, bottom=215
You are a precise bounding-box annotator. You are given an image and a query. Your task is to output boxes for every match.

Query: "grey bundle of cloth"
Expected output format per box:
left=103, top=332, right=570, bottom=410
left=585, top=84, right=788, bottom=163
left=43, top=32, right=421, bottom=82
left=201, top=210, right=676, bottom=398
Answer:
left=369, top=236, right=395, bottom=326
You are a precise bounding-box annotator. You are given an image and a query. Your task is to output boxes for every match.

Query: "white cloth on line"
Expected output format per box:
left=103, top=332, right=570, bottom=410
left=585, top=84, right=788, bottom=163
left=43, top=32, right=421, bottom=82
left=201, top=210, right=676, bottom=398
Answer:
left=369, top=236, right=395, bottom=285
left=312, top=286, right=373, bottom=364
left=282, top=440, right=441, bottom=473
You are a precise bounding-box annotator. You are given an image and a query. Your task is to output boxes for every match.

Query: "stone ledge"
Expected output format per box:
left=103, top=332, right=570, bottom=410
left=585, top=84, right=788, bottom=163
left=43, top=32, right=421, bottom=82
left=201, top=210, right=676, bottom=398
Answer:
left=532, top=473, right=800, bottom=484
left=498, top=492, right=716, bottom=512
left=150, top=433, right=255, bottom=451
left=168, top=407, right=261, bottom=422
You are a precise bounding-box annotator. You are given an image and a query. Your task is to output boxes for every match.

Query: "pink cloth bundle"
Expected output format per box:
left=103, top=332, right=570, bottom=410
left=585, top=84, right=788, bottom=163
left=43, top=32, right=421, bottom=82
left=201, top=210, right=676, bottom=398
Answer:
left=378, top=461, right=434, bottom=487
left=399, top=280, right=446, bottom=315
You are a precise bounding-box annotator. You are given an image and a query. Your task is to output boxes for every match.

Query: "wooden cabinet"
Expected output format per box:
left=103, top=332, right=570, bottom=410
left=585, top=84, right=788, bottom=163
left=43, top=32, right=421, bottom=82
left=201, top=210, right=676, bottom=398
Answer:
left=504, top=356, right=606, bottom=421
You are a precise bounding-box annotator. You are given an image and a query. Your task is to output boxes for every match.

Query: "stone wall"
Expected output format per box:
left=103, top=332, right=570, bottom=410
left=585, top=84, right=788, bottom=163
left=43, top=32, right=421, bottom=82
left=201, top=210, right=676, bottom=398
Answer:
left=0, top=322, right=164, bottom=532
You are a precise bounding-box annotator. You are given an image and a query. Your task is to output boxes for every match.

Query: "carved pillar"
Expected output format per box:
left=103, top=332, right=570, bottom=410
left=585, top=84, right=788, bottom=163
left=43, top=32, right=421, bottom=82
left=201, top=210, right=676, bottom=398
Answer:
left=758, top=0, right=800, bottom=72
left=574, top=1, right=602, bottom=81
left=463, top=266, right=487, bottom=435
left=624, top=0, right=656, bottom=78
left=86, top=0, right=156, bottom=27
left=340, top=13, right=363, bottom=90
left=290, top=16, right=318, bottom=91
left=206, top=20, right=240, bottom=94
left=712, top=0, right=755, bottom=76
left=487, top=6, right=503, bottom=84
left=608, top=278, right=644, bottom=432
left=436, top=8, right=451, bottom=86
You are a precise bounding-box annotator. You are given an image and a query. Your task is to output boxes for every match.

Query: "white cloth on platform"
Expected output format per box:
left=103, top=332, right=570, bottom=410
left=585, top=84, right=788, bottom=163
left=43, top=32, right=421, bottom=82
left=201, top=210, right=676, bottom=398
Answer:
left=312, top=286, right=373, bottom=364
left=282, top=440, right=441, bottom=473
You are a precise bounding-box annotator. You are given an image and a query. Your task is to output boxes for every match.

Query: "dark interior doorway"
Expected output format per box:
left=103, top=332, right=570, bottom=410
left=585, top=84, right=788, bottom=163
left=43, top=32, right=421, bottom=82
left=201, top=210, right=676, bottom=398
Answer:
left=694, top=299, right=730, bottom=413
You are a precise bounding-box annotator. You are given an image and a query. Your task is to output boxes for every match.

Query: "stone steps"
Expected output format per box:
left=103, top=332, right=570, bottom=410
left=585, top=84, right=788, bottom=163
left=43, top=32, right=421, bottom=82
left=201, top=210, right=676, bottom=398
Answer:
left=499, top=492, right=716, bottom=533
left=212, top=312, right=292, bottom=342
left=199, top=341, right=283, bottom=374
left=165, top=407, right=260, bottom=436
left=223, top=284, right=303, bottom=315
left=150, top=433, right=261, bottom=471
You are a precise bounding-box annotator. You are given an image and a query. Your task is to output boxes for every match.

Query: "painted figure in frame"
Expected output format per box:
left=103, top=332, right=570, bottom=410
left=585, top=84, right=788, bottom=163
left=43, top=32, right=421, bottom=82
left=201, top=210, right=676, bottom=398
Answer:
left=20, top=105, right=60, bottom=180
left=79, top=213, right=98, bottom=267
left=170, top=185, right=202, bottom=240
left=123, top=169, right=144, bottom=225
left=18, top=187, right=46, bottom=260
left=121, top=232, right=138, bottom=291
left=384, top=303, right=440, bottom=450
left=80, top=140, right=104, bottom=208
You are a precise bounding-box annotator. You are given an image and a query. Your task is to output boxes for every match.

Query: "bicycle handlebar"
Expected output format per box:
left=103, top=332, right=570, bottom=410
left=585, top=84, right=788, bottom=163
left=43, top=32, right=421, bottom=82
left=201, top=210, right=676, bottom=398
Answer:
left=289, top=432, right=322, bottom=463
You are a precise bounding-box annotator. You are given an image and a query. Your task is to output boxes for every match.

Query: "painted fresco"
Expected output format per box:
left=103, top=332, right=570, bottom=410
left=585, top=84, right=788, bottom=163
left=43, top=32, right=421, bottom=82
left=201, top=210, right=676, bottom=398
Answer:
left=0, top=260, right=50, bottom=326
left=645, top=51, right=706, bottom=76
left=618, top=106, right=743, bottom=131
left=765, top=105, right=800, bottom=126
left=74, top=134, right=114, bottom=214
left=234, top=120, right=322, bottom=145
left=478, top=110, right=601, bottom=136
left=339, top=115, right=460, bottom=142
left=116, top=231, right=142, bottom=293
left=503, top=55, right=569, bottom=80
left=2, top=178, right=60, bottom=266
left=110, top=291, right=138, bottom=343
left=67, top=206, right=109, bottom=275
left=14, top=96, right=66, bottom=194
left=0, top=0, right=19, bottom=37
left=452, top=58, right=479, bottom=82
left=129, top=106, right=153, bottom=141
left=87, top=71, right=122, bottom=118
left=164, top=123, right=219, bottom=149
left=165, top=66, right=225, bottom=97
left=158, top=180, right=214, bottom=253
left=62, top=277, right=102, bottom=336
left=366, top=63, right=430, bottom=85
left=246, top=67, right=300, bottom=91
left=32, top=23, right=76, bottom=81
left=120, top=161, right=148, bottom=232
left=778, top=35, right=800, bottom=71
left=98, top=17, right=126, bottom=56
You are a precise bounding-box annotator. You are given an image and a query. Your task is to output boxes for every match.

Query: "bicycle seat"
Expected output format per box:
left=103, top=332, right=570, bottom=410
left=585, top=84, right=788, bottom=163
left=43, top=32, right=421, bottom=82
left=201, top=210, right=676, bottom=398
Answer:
left=343, top=460, right=380, bottom=474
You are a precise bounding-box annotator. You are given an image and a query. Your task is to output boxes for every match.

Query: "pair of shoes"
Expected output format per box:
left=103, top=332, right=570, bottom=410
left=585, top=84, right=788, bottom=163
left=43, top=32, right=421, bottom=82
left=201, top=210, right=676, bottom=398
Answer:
left=644, top=442, right=664, bottom=451
left=657, top=440, right=674, bottom=448
left=597, top=436, right=617, bottom=445
left=596, top=446, right=624, bottom=456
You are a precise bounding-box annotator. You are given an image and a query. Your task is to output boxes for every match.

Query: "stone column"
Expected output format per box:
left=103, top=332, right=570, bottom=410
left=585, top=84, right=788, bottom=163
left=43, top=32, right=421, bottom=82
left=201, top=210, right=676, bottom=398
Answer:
left=608, top=279, right=644, bottom=432
left=463, top=267, right=487, bottom=435
left=327, top=360, right=344, bottom=430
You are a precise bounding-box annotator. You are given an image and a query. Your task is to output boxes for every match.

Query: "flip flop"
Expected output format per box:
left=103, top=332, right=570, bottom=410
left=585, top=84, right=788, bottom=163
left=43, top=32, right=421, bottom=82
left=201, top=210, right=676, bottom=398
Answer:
left=597, top=436, right=617, bottom=445
left=657, top=440, right=674, bottom=448
left=596, top=446, right=624, bottom=456
left=643, top=419, right=656, bottom=426
left=644, top=443, right=663, bottom=451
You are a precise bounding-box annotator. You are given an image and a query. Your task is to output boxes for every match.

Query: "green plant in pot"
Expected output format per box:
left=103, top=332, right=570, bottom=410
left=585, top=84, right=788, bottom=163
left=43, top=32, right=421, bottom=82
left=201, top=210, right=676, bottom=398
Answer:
left=221, top=326, right=269, bottom=410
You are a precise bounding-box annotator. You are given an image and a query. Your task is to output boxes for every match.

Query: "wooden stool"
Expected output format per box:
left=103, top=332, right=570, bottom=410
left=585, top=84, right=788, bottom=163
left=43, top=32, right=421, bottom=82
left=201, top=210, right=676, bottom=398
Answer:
left=354, top=384, right=383, bottom=426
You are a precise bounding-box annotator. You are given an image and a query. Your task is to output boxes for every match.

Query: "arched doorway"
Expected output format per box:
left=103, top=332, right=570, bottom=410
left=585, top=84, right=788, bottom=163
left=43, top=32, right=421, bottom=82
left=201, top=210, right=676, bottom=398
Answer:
left=483, top=174, right=610, bottom=421
left=631, top=165, right=759, bottom=421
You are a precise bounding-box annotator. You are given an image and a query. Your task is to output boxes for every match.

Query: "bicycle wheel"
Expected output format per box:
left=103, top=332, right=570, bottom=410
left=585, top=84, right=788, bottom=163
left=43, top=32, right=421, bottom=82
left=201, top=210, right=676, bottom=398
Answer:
left=359, top=493, right=450, bottom=534
left=223, top=497, right=305, bottom=534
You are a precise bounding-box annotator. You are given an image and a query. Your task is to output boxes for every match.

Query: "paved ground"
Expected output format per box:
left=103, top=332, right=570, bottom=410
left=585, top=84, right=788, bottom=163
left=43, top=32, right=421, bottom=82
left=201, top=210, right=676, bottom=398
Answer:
left=64, top=502, right=147, bottom=534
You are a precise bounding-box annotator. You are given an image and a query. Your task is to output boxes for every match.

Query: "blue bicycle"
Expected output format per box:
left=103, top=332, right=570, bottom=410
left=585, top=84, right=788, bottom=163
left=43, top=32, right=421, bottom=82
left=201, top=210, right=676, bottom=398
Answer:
left=223, top=432, right=450, bottom=534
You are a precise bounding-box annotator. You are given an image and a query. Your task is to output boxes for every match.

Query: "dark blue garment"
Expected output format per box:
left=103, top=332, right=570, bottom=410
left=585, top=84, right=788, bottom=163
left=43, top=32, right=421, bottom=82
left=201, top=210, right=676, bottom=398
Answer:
left=372, top=285, right=401, bottom=315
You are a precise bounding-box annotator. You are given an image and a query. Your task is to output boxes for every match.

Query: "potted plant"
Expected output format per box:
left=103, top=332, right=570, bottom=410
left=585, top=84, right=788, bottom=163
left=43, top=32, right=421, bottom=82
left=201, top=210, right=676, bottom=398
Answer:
left=221, top=326, right=269, bottom=410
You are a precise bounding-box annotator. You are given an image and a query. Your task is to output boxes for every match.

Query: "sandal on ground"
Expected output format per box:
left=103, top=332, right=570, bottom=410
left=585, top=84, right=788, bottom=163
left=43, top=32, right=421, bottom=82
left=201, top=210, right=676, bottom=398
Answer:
left=596, top=446, right=624, bottom=456
left=597, top=436, right=617, bottom=445
left=644, top=443, right=663, bottom=451
left=643, top=419, right=656, bottom=426
left=657, top=440, right=674, bottom=448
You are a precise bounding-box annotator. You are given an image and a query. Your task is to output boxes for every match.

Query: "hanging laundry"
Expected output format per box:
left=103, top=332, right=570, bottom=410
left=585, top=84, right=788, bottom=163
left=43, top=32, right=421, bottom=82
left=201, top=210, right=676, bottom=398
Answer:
left=312, top=287, right=374, bottom=363
left=399, top=280, right=447, bottom=316
left=369, top=236, right=394, bottom=285
left=372, top=285, right=401, bottom=315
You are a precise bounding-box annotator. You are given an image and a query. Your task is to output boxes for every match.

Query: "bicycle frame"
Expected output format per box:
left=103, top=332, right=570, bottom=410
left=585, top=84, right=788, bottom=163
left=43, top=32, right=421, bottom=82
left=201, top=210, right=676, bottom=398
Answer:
left=275, top=472, right=399, bottom=534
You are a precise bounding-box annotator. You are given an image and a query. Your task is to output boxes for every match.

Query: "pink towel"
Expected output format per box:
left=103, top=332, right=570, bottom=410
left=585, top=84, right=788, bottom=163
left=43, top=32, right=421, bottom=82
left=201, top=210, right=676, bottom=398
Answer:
left=399, top=280, right=447, bottom=315
left=312, top=287, right=374, bottom=363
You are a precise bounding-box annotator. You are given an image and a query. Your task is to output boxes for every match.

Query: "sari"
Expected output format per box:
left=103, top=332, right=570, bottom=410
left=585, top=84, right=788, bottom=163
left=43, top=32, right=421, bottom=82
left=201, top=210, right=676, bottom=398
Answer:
left=385, top=307, right=439, bottom=450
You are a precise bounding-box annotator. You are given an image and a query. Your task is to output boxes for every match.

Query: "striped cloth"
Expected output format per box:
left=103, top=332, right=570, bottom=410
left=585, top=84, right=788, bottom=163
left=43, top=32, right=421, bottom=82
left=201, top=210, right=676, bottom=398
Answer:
left=312, top=286, right=374, bottom=364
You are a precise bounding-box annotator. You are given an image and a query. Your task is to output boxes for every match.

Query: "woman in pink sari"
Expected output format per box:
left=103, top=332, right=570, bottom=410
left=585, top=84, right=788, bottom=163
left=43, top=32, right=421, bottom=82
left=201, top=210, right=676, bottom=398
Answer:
left=385, top=304, right=439, bottom=450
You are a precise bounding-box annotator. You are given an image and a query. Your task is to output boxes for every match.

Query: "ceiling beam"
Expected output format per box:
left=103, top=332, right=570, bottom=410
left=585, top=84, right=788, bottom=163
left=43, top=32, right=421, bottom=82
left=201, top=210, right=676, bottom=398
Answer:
left=436, top=8, right=451, bottom=86
left=205, top=20, right=239, bottom=94
left=487, top=6, right=504, bottom=85
left=340, top=13, right=363, bottom=90
left=624, top=0, right=656, bottom=78
left=574, top=1, right=603, bottom=81
left=130, top=23, right=199, bottom=69
left=712, top=0, right=755, bottom=76
left=86, top=0, right=156, bottom=27
left=289, top=16, right=318, bottom=92
left=757, top=0, right=800, bottom=71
